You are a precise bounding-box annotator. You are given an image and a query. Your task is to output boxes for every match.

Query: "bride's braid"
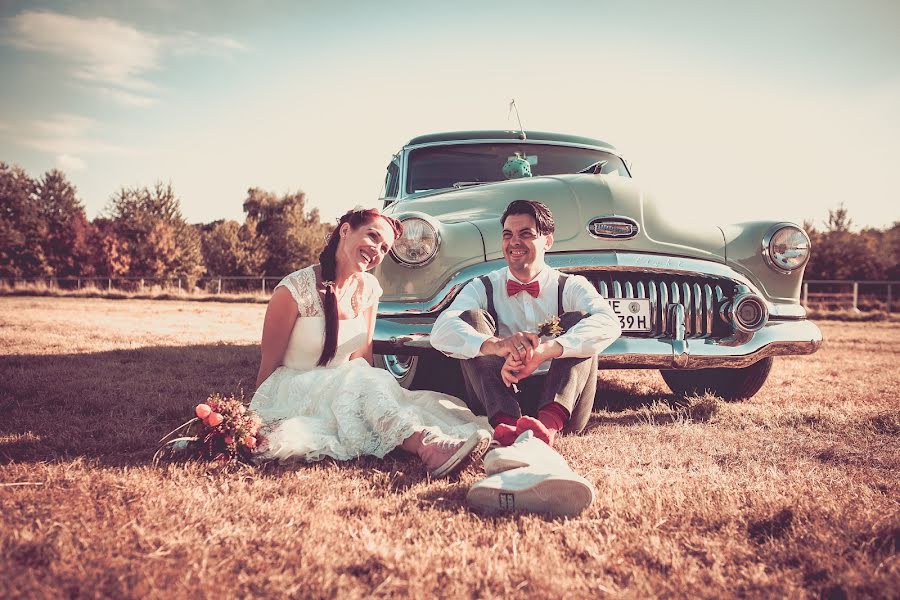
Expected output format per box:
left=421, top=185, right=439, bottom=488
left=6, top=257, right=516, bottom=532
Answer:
left=317, top=208, right=403, bottom=367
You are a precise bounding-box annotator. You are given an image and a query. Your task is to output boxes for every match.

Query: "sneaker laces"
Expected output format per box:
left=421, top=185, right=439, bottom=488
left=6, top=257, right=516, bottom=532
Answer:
left=419, top=429, right=464, bottom=468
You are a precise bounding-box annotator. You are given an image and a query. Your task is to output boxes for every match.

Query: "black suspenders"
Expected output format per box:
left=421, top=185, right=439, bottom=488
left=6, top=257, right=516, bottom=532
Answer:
left=478, top=275, right=498, bottom=325
left=478, top=273, right=569, bottom=324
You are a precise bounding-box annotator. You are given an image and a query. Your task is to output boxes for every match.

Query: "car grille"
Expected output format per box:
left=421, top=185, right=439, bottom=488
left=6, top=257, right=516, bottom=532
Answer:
left=583, top=272, right=734, bottom=338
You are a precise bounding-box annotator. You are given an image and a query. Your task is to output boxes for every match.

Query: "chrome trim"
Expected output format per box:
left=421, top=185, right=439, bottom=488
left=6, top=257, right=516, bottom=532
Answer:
left=670, top=304, right=689, bottom=368
left=729, top=293, right=768, bottom=333
left=389, top=212, right=443, bottom=268
left=586, top=215, right=640, bottom=240
left=378, top=253, right=760, bottom=316
left=762, top=222, right=811, bottom=275
left=374, top=317, right=822, bottom=369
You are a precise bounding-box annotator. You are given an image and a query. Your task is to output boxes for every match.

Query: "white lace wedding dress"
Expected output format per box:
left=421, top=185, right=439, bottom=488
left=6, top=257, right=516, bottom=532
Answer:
left=250, top=266, right=489, bottom=463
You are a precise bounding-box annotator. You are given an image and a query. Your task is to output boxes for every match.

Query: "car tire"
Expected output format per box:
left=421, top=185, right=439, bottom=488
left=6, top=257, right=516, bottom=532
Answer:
left=660, top=357, right=774, bottom=401
left=374, top=352, right=466, bottom=397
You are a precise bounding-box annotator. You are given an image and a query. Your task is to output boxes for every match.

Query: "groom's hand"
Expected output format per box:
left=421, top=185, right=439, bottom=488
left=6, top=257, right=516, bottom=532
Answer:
left=481, top=331, right=540, bottom=362
left=500, top=341, right=565, bottom=386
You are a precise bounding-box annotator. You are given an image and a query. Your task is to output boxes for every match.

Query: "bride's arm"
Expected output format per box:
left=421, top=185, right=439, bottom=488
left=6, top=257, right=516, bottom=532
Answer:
left=349, top=302, right=378, bottom=366
left=255, top=287, right=299, bottom=387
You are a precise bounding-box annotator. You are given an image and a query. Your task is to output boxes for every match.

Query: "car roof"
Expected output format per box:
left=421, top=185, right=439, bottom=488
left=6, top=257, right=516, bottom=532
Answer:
left=405, top=130, right=617, bottom=151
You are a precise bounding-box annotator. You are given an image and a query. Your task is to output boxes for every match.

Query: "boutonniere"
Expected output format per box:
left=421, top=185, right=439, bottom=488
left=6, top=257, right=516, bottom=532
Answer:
left=536, top=314, right=563, bottom=338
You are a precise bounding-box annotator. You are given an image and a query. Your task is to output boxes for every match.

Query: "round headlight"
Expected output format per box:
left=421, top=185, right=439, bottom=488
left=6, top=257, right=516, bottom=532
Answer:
left=763, top=224, right=810, bottom=274
left=391, top=215, right=440, bottom=266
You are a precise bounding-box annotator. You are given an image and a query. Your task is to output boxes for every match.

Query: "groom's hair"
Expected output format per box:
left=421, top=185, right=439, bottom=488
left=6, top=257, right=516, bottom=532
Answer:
left=501, top=200, right=555, bottom=236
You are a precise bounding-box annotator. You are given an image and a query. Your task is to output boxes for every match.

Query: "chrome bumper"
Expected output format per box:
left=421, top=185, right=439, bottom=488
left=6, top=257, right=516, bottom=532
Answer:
left=373, top=316, right=822, bottom=370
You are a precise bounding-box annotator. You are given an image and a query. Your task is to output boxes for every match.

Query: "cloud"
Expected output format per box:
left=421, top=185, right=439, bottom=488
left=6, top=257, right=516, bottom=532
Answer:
left=94, top=86, right=158, bottom=107
left=4, top=10, right=245, bottom=106
left=169, top=31, right=248, bottom=57
left=23, top=113, right=128, bottom=158
left=57, top=154, right=87, bottom=171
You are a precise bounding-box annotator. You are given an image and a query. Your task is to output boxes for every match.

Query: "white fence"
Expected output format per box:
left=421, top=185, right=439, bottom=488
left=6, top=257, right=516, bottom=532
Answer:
left=2, top=276, right=281, bottom=295
left=3, top=276, right=898, bottom=312
left=802, top=280, right=897, bottom=312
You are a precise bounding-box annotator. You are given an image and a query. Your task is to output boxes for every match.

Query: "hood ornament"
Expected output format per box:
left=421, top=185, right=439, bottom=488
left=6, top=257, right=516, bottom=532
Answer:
left=587, top=216, right=639, bottom=240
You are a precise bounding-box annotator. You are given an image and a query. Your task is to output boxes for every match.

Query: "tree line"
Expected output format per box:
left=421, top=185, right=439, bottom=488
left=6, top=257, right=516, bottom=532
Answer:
left=0, top=163, right=331, bottom=281
left=1, top=163, right=897, bottom=282
left=803, top=206, right=899, bottom=281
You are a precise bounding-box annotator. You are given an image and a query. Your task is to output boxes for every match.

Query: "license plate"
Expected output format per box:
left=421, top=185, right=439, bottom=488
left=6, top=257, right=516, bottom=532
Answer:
left=607, top=298, right=651, bottom=332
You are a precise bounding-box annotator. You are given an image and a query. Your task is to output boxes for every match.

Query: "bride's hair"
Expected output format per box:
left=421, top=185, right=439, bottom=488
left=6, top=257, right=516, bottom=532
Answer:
left=317, top=208, right=403, bottom=366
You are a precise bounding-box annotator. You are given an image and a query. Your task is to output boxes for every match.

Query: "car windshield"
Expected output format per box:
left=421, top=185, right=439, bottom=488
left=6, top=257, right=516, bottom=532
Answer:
left=405, top=142, right=629, bottom=194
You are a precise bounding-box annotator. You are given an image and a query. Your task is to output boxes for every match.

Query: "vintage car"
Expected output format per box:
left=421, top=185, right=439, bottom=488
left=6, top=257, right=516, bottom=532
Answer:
left=370, top=130, right=822, bottom=400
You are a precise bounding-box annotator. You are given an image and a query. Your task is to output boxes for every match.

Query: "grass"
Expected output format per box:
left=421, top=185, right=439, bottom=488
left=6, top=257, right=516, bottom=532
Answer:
left=0, top=280, right=269, bottom=304
left=1, top=296, right=898, bottom=598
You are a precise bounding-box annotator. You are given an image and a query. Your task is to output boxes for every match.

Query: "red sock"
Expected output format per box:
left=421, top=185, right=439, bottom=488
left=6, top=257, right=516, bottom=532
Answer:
left=515, top=416, right=555, bottom=447
left=538, top=402, right=568, bottom=433
left=491, top=413, right=519, bottom=446
left=517, top=404, right=569, bottom=447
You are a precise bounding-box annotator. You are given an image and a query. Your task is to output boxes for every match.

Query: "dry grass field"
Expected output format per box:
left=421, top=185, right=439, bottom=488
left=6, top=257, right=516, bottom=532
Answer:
left=1, top=296, right=897, bottom=599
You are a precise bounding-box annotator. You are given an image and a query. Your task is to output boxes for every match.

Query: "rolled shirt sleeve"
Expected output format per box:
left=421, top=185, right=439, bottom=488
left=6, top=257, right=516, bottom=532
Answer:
left=430, top=280, right=493, bottom=359
left=554, top=274, right=622, bottom=358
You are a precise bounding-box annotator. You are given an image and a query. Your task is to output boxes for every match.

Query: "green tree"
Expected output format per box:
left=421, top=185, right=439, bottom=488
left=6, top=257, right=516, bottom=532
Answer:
left=35, top=169, right=93, bottom=276
left=0, top=163, right=48, bottom=278
left=87, top=217, right=131, bottom=277
left=105, top=182, right=204, bottom=277
left=242, top=188, right=330, bottom=275
left=201, top=220, right=242, bottom=276
left=805, top=205, right=892, bottom=280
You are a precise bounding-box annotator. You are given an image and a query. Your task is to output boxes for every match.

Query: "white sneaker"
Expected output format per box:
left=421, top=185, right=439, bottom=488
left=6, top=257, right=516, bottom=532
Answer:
left=466, top=467, right=595, bottom=517
left=483, top=430, right=571, bottom=476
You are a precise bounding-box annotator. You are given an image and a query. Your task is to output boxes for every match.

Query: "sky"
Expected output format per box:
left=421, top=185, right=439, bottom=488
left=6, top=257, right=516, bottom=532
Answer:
left=1, top=0, right=898, bottom=231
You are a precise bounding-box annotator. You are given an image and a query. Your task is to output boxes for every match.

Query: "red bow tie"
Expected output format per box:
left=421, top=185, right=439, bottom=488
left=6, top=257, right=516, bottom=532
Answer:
left=506, top=279, right=540, bottom=298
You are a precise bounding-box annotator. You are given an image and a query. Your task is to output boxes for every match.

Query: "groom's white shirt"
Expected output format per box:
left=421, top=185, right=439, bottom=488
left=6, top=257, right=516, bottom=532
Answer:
left=431, top=267, right=621, bottom=365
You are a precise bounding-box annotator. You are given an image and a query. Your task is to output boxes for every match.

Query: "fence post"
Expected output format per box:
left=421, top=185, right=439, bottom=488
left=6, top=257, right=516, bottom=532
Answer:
left=262, top=277, right=266, bottom=294
left=77, top=278, right=81, bottom=289
left=852, top=282, right=859, bottom=312
left=887, top=283, right=892, bottom=314
left=802, top=282, right=808, bottom=307
left=178, top=278, right=182, bottom=291
left=108, top=278, right=112, bottom=291
left=217, top=278, right=222, bottom=294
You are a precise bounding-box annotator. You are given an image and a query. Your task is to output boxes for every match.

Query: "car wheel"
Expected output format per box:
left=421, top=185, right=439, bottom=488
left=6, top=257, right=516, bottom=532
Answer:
left=660, top=357, right=774, bottom=401
left=374, top=353, right=465, bottom=396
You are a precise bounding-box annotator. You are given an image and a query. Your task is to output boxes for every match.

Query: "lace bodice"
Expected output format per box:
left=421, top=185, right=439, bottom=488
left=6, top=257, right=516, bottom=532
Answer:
left=274, top=266, right=383, bottom=371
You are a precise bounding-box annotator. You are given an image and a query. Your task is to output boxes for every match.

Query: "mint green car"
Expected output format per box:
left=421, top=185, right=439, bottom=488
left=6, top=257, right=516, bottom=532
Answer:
left=371, top=130, right=821, bottom=400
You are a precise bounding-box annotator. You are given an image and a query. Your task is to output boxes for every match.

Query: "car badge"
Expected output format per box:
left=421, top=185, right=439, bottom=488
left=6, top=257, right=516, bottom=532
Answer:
left=587, top=216, right=639, bottom=240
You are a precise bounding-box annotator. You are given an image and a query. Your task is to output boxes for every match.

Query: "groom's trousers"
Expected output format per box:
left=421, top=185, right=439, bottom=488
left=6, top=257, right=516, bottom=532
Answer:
left=456, top=309, right=597, bottom=434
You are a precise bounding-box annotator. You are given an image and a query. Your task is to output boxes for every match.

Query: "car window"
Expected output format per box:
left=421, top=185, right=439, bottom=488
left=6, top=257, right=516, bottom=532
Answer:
left=406, top=143, right=629, bottom=194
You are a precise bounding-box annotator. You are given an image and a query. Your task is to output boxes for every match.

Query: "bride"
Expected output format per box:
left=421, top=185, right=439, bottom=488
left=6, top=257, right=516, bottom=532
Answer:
left=250, top=208, right=490, bottom=477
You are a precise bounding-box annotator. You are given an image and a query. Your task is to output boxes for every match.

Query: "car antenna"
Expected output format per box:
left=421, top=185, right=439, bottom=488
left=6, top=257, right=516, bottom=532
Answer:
left=508, top=99, right=527, bottom=140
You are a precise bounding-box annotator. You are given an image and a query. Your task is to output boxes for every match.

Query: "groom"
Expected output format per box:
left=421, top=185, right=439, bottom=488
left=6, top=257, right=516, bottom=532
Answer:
left=431, top=200, right=621, bottom=447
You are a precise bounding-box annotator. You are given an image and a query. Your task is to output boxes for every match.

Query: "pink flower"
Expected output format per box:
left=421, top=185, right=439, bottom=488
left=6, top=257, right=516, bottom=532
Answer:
left=224, top=435, right=234, bottom=445
left=242, top=436, right=257, bottom=449
left=195, top=403, right=212, bottom=419
left=207, top=412, right=224, bottom=427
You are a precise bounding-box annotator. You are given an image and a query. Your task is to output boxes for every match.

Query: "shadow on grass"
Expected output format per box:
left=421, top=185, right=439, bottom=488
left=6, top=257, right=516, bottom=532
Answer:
left=1, top=346, right=691, bottom=469
left=585, top=377, right=719, bottom=431
left=0, top=343, right=258, bottom=466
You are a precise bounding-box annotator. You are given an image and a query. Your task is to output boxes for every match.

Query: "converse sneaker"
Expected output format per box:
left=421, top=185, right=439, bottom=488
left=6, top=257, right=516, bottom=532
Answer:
left=466, top=466, right=595, bottom=517
left=483, top=430, right=571, bottom=476
left=420, top=429, right=491, bottom=478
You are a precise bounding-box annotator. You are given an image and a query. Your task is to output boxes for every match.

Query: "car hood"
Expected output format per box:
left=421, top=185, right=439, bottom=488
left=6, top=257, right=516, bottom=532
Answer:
left=390, top=174, right=726, bottom=263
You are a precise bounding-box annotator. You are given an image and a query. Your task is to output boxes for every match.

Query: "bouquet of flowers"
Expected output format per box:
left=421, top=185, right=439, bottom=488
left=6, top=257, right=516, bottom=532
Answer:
left=154, top=393, right=263, bottom=465
left=536, top=314, right=564, bottom=338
